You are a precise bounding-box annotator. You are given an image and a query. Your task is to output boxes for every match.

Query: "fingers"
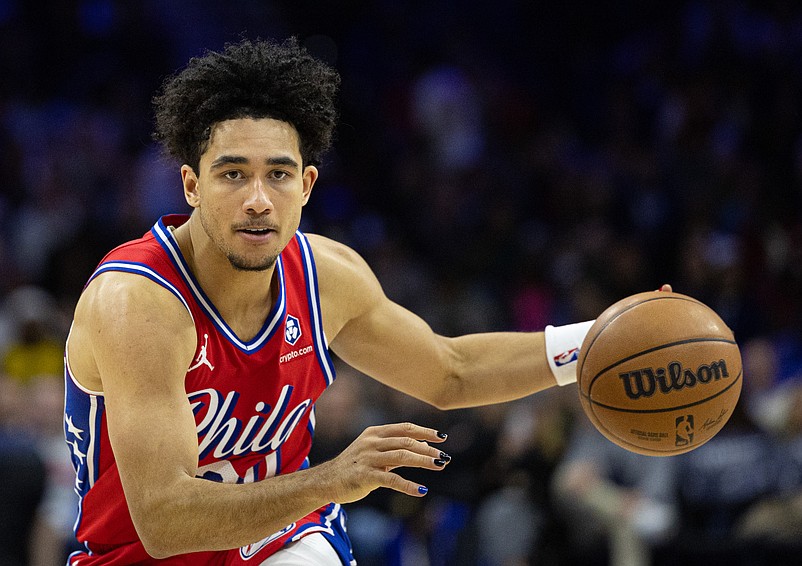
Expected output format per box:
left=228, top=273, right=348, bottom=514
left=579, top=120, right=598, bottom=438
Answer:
left=374, top=435, right=449, bottom=460
left=364, top=426, right=452, bottom=473
left=379, top=470, right=433, bottom=498
left=368, top=422, right=447, bottom=444
left=338, top=422, right=451, bottom=500
left=658, top=283, right=673, bottom=292
left=381, top=448, right=451, bottom=473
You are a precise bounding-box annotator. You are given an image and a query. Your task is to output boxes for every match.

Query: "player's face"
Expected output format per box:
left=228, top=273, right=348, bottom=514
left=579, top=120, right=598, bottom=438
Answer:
left=182, top=118, right=317, bottom=271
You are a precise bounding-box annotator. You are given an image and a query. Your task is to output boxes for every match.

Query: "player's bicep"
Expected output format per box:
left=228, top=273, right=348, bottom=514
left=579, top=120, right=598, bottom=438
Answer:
left=327, top=273, right=455, bottom=405
left=337, top=299, right=451, bottom=380
left=86, top=275, right=198, bottom=508
left=311, top=234, right=456, bottom=404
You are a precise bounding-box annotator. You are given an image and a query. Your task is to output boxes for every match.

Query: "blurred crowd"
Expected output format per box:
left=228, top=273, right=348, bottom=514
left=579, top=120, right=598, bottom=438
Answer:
left=1, top=0, right=802, bottom=564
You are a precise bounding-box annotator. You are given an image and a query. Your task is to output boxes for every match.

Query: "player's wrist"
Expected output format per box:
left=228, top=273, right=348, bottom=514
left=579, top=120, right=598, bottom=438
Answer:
left=544, top=320, right=595, bottom=386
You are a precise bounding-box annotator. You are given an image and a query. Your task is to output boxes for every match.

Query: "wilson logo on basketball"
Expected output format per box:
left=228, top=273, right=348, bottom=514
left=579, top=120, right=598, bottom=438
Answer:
left=618, top=359, right=731, bottom=400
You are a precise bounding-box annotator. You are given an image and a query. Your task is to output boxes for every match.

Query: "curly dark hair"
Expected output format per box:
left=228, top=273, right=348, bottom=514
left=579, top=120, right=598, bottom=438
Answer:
left=153, top=37, right=340, bottom=171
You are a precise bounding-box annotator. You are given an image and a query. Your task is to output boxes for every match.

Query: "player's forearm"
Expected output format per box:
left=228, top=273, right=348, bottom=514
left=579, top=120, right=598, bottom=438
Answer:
left=436, top=331, right=557, bottom=409
left=132, top=466, right=333, bottom=558
left=133, top=422, right=445, bottom=558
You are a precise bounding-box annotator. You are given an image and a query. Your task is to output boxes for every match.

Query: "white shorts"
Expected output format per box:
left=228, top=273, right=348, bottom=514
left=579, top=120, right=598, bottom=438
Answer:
left=259, top=533, right=343, bottom=566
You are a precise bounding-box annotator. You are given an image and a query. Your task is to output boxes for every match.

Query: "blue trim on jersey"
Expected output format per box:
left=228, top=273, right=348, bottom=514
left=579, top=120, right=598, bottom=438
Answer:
left=151, top=217, right=286, bottom=354
left=306, top=405, right=318, bottom=459
left=295, top=232, right=337, bottom=386
left=291, top=503, right=355, bottom=566
left=64, top=365, right=105, bottom=540
left=64, top=375, right=103, bottom=497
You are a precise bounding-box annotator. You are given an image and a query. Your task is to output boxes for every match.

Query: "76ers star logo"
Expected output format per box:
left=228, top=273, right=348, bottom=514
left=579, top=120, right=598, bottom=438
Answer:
left=285, top=314, right=302, bottom=345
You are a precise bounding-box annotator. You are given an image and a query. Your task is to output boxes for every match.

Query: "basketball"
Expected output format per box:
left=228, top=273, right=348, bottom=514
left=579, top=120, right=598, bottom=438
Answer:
left=577, top=291, right=742, bottom=456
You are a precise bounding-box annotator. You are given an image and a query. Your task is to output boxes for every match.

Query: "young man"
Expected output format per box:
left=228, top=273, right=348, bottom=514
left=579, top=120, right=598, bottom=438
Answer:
left=63, top=38, right=644, bottom=565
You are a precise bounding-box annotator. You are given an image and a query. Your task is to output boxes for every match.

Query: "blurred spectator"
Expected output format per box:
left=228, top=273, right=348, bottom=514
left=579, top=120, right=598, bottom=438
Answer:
left=0, top=285, right=75, bottom=564
left=654, top=401, right=779, bottom=565
left=470, top=387, right=576, bottom=565
left=733, top=382, right=802, bottom=563
left=0, top=286, right=65, bottom=384
left=741, top=336, right=802, bottom=435
left=552, top=416, right=678, bottom=566
left=0, top=372, right=47, bottom=565
left=473, top=470, right=542, bottom=566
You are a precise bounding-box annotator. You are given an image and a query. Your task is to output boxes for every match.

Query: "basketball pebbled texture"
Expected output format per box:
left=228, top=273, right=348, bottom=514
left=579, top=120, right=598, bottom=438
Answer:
left=577, top=291, right=742, bottom=456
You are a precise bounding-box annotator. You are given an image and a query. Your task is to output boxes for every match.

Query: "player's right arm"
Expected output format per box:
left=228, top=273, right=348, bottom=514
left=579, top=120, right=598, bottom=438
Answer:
left=68, top=272, right=447, bottom=558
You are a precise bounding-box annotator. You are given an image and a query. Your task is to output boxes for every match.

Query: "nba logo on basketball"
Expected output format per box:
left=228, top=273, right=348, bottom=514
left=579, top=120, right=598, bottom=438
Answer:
left=675, top=415, right=694, bottom=447
left=285, top=315, right=302, bottom=345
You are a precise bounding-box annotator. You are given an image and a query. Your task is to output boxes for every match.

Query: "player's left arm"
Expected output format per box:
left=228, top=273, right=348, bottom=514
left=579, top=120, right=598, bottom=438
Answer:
left=310, top=234, right=560, bottom=409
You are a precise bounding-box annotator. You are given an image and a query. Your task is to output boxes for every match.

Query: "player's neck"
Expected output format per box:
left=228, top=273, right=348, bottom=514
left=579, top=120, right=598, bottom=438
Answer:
left=173, top=220, right=276, bottom=340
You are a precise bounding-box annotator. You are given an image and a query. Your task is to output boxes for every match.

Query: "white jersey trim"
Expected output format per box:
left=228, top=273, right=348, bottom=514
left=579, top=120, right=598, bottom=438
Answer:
left=153, top=220, right=286, bottom=353
left=295, top=232, right=336, bottom=387
left=64, top=324, right=103, bottom=397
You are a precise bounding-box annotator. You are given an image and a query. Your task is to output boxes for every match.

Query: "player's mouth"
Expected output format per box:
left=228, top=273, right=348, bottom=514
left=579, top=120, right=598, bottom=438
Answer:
left=235, top=226, right=277, bottom=243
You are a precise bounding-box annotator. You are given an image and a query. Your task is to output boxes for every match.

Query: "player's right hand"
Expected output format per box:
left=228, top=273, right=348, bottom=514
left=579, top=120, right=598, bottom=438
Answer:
left=320, top=422, right=450, bottom=503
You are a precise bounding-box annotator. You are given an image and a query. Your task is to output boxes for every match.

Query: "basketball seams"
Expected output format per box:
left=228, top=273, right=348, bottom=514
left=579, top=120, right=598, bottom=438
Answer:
left=577, top=294, right=710, bottom=385
left=586, top=336, right=738, bottom=392
left=585, top=371, right=742, bottom=456
left=583, top=369, right=742, bottom=414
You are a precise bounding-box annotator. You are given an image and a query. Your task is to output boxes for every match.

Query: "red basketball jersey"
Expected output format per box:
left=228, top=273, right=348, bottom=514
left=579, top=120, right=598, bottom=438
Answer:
left=64, top=215, right=354, bottom=565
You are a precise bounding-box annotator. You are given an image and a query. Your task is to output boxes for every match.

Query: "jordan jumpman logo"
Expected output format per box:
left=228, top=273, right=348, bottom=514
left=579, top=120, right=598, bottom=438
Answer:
left=188, top=333, right=214, bottom=372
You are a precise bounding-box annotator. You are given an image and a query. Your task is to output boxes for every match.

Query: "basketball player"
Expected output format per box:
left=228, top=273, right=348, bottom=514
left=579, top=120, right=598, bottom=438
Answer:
left=63, top=38, right=669, bottom=565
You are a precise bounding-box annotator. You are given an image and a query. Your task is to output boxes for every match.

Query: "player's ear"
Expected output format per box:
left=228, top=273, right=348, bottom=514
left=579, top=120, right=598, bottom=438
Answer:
left=301, top=165, right=318, bottom=206
left=182, top=165, right=200, bottom=208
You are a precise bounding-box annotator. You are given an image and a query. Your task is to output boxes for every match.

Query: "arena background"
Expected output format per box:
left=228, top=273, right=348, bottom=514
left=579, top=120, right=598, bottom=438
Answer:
left=1, top=1, right=801, bottom=565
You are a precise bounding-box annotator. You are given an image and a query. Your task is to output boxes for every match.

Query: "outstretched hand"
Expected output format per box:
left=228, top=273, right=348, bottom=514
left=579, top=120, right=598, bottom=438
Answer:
left=320, top=422, right=450, bottom=503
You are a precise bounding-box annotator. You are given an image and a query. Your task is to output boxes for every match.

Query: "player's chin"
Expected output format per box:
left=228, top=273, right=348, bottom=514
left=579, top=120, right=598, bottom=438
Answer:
left=228, top=253, right=278, bottom=272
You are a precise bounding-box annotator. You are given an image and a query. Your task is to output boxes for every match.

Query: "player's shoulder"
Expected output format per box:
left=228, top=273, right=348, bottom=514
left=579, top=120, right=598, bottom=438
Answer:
left=303, top=233, right=384, bottom=321
left=304, top=233, right=374, bottom=281
left=78, top=269, right=192, bottom=335
left=305, top=233, right=361, bottom=262
left=69, top=270, right=196, bottom=392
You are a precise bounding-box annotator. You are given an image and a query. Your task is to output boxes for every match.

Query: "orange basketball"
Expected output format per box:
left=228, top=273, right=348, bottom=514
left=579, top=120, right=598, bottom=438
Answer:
left=577, top=291, right=742, bottom=456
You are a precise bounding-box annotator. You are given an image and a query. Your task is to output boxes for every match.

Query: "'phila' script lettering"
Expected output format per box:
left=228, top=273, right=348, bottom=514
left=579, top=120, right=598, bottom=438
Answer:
left=188, top=385, right=311, bottom=460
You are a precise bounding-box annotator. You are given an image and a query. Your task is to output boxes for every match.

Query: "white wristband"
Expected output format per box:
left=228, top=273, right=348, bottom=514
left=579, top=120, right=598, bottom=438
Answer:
left=544, top=320, right=595, bottom=386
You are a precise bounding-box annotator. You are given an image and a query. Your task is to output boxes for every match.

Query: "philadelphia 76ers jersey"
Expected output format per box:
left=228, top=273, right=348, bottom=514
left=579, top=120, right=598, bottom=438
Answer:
left=64, top=215, right=355, bottom=565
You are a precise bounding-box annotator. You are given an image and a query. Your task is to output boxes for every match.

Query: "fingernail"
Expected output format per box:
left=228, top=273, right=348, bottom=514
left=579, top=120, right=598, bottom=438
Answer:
left=436, top=431, right=448, bottom=439
left=418, top=486, right=429, bottom=495
left=439, top=452, right=451, bottom=462
left=434, top=458, right=447, bottom=467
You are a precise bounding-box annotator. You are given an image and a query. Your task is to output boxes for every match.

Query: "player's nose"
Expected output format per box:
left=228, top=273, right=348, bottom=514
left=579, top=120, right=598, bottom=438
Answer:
left=243, top=178, right=273, bottom=214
